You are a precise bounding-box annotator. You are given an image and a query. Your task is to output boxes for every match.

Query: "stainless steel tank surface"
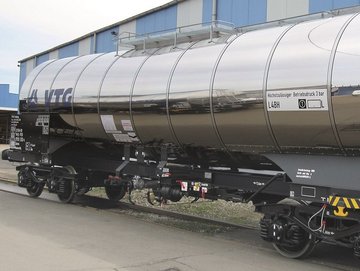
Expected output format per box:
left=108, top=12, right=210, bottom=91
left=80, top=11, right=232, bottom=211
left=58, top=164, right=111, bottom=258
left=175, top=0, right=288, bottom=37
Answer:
left=20, top=13, right=360, bottom=155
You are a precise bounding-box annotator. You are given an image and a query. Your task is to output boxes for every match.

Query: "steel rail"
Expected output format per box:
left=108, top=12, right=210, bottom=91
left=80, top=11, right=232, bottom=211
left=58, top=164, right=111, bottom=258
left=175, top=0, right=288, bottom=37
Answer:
left=0, top=178, right=255, bottom=230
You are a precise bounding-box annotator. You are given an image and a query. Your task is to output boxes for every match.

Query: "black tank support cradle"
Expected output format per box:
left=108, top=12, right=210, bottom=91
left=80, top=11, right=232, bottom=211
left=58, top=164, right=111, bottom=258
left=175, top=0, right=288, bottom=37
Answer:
left=245, top=173, right=286, bottom=203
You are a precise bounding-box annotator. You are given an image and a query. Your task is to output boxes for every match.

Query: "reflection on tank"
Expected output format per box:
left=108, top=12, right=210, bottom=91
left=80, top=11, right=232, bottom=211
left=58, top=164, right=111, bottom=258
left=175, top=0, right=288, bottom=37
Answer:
left=131, top=93, right=167, bottom=113
left=50, top=114, right=82, bottom=137
left=213, top=89, right=263, bottom=111
left=167, top=89, right=263, bottom=114
left=332, top=85, right=360, bottom=96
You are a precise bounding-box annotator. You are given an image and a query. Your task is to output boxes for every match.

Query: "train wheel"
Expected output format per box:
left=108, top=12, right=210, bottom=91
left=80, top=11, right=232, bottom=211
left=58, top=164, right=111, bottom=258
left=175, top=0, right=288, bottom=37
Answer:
left=26, top=182, right=44, bottom=198
left=271, top=198, right=316, bottom=259
left=57, top=179, right=75, bottom=203
left=105, top=186, right=126, bottom=202
left=57, top=166, right=76, bottom=203
left=18, top=169, right=44, bottom=198
left=272, top=228, right=316, bottom=259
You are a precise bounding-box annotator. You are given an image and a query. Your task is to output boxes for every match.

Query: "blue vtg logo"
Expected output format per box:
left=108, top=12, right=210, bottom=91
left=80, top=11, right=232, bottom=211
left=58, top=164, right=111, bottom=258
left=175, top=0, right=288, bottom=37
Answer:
left=29, top=88, right=73, bottom=108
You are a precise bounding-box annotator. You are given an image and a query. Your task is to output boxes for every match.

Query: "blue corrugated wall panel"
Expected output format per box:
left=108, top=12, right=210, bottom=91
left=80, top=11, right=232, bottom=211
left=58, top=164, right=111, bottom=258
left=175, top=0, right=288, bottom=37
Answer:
left=59, top=42, right=79, bottom=58
left=136, top=5, right=177, bottom=35
left=165, top=7, right=176, bottom=28
left=249, top=0, right=267, bottom=25
left=309, top=0, right=332, bottom=13
left=19, top=62, right=26, bottom=90
left=310, top=0, right=360, bottom=13
left=333, top=0, right=360, bottom=9
left=217, top=0, right=266, bottom=27
left=218, top=0, right=233, bottom=24
left=36, top=53, right=49, bottom=66
left=0, top=84, right=19, bottom=109
left=202, top=0, right=213, bottom=22
left=95, top=26, right=118, bottom=53
left=236, top=0, right=249, bottom=26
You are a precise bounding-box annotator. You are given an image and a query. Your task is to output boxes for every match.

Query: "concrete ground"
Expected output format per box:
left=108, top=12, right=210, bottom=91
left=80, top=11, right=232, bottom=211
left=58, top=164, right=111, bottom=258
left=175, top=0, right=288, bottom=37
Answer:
left=0, top=144, right=17, bottom=180
left=1, top=188, right=358, bottom=271
left=1, top=144, right=359, bottom=270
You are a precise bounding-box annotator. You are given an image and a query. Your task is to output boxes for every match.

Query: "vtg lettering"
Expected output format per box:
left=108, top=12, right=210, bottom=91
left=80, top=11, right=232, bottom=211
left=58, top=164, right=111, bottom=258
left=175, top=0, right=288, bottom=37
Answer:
left=29, top=88, right=73, bottom=108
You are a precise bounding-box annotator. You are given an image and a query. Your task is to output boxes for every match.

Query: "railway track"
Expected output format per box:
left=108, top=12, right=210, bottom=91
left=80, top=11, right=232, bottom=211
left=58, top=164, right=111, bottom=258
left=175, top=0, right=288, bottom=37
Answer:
left=0, top=178, right=252, bottom=231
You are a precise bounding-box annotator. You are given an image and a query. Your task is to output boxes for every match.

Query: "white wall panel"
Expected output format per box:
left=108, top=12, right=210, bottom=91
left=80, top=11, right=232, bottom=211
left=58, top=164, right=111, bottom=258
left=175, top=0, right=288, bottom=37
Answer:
left=120, top=21, right=135, bottom=35
left=267, top=0, right=309, bottom=21
left=25, top=58, right=35, bottom=76
left=177, top=0, right=203, bottom=27
left=267, top=0, right=287, bottom=21
left=49, top=50, right=59, bottom=59
left=286, top=0, right=309, bottom=18
left=79, top=37, right=92, bottom=55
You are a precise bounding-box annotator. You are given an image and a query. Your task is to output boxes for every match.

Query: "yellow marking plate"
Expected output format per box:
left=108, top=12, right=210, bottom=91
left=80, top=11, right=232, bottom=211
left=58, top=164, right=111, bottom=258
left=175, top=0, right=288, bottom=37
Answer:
left=328, top=195, right=360, bottom=210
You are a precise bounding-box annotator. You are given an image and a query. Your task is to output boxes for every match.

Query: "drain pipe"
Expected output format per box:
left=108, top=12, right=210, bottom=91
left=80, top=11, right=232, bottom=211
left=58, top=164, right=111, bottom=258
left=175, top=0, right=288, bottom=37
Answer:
left=210, top=0, right=217, bottom=42
left=212, top=0, right=217, bottom=22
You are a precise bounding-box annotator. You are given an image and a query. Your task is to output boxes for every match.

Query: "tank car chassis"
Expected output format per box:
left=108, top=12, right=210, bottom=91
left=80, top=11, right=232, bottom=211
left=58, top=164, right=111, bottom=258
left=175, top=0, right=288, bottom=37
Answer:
left=3, top=113, right=360, bottom=259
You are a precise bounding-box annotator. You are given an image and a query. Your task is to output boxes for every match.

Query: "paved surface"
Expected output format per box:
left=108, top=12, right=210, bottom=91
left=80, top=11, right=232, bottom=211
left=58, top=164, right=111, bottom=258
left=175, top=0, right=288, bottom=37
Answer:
left=1, top=144, right=360, bottom=270
left=0, top=144, right=17, bottom=181
left=0, top=188, right=356, bottom=271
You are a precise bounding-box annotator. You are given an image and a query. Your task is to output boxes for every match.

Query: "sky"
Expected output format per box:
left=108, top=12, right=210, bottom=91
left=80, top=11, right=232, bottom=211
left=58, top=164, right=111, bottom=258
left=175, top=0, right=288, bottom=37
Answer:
left=0, top=0, right=171, bottom=93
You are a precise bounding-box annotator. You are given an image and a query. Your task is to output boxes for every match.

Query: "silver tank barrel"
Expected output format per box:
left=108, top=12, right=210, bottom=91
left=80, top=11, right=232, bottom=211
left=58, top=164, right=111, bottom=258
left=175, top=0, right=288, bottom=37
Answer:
left=20, top=12, right=360, bottom=155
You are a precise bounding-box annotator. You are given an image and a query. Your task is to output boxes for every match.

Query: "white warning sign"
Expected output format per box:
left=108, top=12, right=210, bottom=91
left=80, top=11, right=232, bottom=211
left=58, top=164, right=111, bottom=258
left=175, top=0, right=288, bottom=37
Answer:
left=180, top=181, right=188, bottom=192
left=267, top=89, right=328, bottom=111
left=100, top=115, right=117, bottom=132
left=121, top=120, right=134, bottom=132
left=296, top=168, right=315, bottom=179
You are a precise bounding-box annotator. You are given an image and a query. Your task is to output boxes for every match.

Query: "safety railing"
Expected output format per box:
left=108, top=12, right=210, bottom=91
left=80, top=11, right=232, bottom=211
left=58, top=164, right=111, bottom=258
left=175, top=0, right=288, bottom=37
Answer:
left=112, top=20, right=236, bottom=54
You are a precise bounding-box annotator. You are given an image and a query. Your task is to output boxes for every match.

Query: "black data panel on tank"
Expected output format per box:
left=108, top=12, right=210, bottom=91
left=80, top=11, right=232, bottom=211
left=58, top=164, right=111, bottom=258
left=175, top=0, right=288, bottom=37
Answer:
left=10, top=114, right=50, bottom=154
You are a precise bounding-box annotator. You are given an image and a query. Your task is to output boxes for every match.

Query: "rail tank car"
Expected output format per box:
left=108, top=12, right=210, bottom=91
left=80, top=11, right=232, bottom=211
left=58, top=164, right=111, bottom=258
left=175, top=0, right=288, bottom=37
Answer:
left=4, top=12, right=360, bottom=259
